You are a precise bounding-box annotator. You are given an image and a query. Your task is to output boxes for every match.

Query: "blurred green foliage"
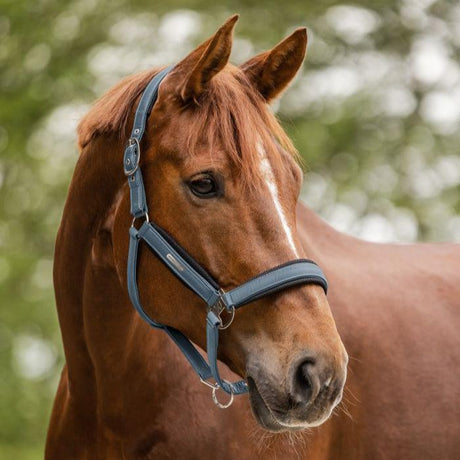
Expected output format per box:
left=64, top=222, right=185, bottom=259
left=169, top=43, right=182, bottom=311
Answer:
left=1, top=0, right=459, bottom=458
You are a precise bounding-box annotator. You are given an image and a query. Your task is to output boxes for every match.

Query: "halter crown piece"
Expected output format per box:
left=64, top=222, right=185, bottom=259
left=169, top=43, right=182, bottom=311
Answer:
left=124, top=66, right=328, bottom=408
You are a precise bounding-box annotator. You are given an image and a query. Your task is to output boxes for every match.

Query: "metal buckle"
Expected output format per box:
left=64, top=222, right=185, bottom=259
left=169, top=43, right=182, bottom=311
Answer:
left=209, top=290, right=235, bottom=330
left=124, top=138, right=141, bottom=176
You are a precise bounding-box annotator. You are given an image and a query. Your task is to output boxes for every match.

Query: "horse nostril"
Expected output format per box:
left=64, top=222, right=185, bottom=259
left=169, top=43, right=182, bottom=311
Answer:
left=291, top=358, right=320, bottom=406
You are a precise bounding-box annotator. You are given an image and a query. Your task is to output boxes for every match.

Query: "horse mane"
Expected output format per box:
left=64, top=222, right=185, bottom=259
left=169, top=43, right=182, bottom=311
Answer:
left=78, top=69, right=159, bottom=149
left=78, top=65, right=299, bottom=186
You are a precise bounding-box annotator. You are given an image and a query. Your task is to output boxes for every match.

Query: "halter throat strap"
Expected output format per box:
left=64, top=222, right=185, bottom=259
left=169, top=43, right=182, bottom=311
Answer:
left=123, top=66, right=329, bottom=403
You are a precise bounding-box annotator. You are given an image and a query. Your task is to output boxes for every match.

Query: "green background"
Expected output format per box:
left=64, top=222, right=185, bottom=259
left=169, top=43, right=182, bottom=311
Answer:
left=1, top=0, right=459, bottom=457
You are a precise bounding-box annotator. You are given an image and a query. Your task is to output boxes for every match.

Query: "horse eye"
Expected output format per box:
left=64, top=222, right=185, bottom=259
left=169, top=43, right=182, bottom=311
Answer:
left=188, top=174, right=218, bottom=198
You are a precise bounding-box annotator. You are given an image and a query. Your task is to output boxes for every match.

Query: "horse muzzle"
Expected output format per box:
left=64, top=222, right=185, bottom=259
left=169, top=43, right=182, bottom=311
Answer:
left=246, top=351, right=348, bottom=431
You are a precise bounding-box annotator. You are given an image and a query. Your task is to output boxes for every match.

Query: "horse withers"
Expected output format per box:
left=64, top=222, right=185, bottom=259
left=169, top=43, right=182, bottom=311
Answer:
left=46, top=14, right=460, bottom=460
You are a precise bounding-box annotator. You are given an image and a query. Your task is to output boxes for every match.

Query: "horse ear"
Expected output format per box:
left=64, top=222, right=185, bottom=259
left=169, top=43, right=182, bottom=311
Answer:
left=179, top=14, right=238, bottom=103
left=240, top=28, right=307, bottom=102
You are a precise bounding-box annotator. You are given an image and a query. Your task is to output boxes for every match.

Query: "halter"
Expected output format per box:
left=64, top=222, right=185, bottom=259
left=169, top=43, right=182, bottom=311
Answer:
left=124, top=66, right=328, bottom=408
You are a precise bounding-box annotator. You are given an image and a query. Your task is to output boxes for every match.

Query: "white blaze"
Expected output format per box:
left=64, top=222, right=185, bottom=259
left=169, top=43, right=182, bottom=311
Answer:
left=257, top=143, right=299, bottom=257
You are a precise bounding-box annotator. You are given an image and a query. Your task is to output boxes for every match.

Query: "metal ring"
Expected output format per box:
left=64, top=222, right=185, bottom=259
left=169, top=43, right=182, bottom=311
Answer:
left=212, top=385, right=234, bottom=409
left=218, top=305, right=235, bottom=330
left=130, top=213, right=150, bottom=228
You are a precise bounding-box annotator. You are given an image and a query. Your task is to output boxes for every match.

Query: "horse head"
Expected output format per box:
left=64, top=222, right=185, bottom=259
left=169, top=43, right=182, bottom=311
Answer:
left=111, top=15, right=348, bottom=431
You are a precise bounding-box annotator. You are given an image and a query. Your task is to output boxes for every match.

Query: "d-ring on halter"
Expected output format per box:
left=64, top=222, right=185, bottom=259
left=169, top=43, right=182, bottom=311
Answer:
left=124, top=66, right=329, bottom=408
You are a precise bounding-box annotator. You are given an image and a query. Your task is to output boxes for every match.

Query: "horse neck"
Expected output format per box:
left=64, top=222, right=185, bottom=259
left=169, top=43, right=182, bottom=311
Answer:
left=54, top=134, right=130, bottom=397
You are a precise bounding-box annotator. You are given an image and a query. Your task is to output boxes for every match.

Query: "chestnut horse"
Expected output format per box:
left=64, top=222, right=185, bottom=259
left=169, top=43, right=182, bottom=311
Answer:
left=46, top=15, right=460, bottom=460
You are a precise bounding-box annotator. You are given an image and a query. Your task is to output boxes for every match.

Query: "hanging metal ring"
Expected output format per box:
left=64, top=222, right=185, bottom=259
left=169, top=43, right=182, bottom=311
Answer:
left=212, top=385, right=234, bottom=409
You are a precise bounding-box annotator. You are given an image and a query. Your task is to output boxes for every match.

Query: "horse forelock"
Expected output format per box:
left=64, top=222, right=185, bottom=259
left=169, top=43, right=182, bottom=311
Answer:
left=77, top=64, right=299, bottom=188
left=176, top=66, right=300, bottom=188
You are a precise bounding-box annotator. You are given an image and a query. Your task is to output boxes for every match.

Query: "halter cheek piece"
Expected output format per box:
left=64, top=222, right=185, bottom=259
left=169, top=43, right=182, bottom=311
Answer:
left=124, top=66, right=328, bottom=408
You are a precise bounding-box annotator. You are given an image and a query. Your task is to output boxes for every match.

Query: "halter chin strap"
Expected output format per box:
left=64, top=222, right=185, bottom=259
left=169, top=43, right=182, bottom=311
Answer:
left=123, top=66, right=328, bottom=406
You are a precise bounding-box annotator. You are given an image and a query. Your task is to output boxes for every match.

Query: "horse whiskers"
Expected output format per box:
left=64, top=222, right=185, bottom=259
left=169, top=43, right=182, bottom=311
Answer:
left=335, top=399, right=354, bottom=422
left=348, top=354, right=364, bottom=365
left=248, top=424, right=276, bottom=454
left=285, top=430, right=309, bottom=458
left=343, top=386, right=361, bottom=405
left=247, top=421, right=312, bottom=459
left=342, top=406, right=354, bottom=422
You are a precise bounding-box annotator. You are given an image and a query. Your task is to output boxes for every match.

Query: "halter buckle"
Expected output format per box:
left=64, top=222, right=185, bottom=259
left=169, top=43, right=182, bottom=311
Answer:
left=124, top=138, right=141, bottom=176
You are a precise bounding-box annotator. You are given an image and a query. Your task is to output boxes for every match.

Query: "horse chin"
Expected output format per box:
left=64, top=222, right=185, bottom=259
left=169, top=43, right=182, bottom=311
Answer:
left=247, top=377, right=334, bottom=432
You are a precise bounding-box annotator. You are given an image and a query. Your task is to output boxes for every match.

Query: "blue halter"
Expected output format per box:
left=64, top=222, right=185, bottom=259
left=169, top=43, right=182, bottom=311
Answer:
left=124, top=66, right=328, bottom=408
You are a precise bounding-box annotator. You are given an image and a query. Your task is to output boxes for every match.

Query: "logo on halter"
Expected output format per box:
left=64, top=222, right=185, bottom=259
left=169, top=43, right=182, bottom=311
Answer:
left=166, top=253, right=184, bottom=272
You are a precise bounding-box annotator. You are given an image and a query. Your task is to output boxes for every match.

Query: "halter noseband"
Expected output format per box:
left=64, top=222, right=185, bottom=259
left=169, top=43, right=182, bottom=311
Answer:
left=124, top=66, right=328, bottom=408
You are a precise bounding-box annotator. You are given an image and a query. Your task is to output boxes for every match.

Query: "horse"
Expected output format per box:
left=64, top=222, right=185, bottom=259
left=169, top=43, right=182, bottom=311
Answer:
left=46, top=15, right=460, bottom=459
